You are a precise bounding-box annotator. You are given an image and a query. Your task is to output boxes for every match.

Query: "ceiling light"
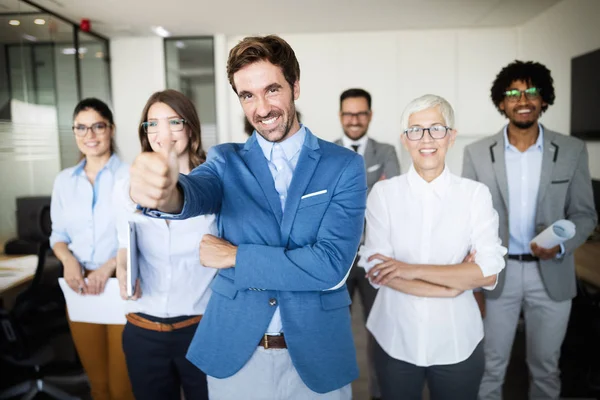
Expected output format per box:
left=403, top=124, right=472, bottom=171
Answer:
left=34, top=18, right=46, bottom=25
left=175, top=41, right=185, bottom=49
left=9, top=20, right=20, bottom=26
left=151, top=26, right=170, bottom=37
left=61, top=47, right=88, bottom=55
left=22, top=34, right=37, bottom=42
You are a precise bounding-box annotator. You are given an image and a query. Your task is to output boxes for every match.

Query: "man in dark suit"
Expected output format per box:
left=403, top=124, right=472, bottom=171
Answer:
left=335, top=88, right=400, bottom=400
left=463, top=61, right=597, bottom=400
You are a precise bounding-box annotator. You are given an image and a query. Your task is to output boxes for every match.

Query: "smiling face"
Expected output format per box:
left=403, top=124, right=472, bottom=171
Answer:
left=402, top=106, right=456, bottom=181
left=340, top=96, right=372, bottom=140
left=233, top=60, right=300, bottom=143
left=499, top=79, right=546, bottom=130
left=73, top=108, right=113, bottom=159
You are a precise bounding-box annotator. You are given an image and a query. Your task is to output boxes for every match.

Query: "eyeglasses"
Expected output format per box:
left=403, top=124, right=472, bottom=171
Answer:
left=341, top=111, right=370, bottom=120
left=503, top=87, right=540, bottom=102
left=73, top=122, right=109, bottom=137
left=141, top=118, right=186, bottom=134
left=404, top=125, right=450, bottom=141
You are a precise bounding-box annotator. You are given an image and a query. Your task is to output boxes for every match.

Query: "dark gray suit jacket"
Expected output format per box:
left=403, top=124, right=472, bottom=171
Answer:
left=462, top=127, right=597, bottom=301
left=335, top=137, right=400, bottom=193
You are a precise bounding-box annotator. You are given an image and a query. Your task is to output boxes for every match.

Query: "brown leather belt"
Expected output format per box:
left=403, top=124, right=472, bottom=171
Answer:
left=259, top=334, right=287, bottom=349
left=126, top=313, right=202, bottom=332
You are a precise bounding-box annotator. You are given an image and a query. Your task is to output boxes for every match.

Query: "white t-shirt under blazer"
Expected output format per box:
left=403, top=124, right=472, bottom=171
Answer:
left=362, top=165, right=506, bottom=367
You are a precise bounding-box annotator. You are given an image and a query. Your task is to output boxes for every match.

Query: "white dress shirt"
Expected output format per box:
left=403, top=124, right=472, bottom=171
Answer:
left=115, top=177, right=217, bottom=318
left=341, top=134, right=368, bottom=156
left=362, top=165, right=506, bottom=366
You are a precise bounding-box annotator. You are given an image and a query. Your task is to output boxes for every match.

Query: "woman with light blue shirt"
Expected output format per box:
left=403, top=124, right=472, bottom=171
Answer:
left=50, top=98, right=134, bottom=400
left=115, top=90, right=216, bottom=400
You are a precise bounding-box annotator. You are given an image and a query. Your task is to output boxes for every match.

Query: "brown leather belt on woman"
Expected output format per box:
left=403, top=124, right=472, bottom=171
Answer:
left=126, top=313, right=202, bottom=332
left=258, top=334, right=287, bottom=349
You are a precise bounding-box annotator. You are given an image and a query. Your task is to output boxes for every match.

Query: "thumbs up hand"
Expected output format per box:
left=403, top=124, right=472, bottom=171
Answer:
left=129, top=137, right=182, bottom=213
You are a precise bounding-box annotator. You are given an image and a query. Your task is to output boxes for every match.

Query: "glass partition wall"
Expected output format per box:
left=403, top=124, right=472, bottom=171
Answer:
left=0, top=0, right=111, bottom=240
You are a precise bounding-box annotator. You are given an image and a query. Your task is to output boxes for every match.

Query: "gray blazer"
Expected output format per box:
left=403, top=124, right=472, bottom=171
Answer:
left=462, top=127, right=597, bottom=301
left=335, top=138, right=400, bottom=193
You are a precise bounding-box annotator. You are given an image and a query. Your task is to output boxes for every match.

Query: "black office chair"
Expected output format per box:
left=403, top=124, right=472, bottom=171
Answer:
left=0, top=206, right=86, bottom=400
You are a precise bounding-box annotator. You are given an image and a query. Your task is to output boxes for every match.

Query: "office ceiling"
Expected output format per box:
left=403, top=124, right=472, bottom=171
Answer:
left=1, top=0, right=562, bottom=39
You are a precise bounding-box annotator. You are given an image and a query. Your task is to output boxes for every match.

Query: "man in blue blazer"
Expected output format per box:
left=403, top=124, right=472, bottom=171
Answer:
left=129, top=35, right=366, bottom=399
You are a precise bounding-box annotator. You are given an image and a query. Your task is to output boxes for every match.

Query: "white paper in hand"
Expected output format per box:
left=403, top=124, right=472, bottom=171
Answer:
left=529, top=219, right=576, bottom=252
left=127, top=221, right=139, bottom=297
left=58, top=278, right=126, bottom=324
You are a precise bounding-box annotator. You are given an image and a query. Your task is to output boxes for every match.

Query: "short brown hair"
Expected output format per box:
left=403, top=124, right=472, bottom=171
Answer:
left=138, top=90, right=206, bottom=170
left=227, top=35, right=300, bottom=93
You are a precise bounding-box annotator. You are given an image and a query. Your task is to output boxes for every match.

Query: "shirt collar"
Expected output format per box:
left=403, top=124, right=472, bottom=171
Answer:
left=407, top=163, right=451, bottom=199
left=256, top=124, right=307, bottom=162
left=341, top=134, right=368, bottom=149
left=71, top=153, right=121, bottom=176
left=503, top=124, right=544, bottom=152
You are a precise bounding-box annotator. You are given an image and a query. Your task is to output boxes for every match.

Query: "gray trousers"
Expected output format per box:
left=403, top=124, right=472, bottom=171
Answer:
left=374, top=339, right=484, bottom=400
left=347, top=262, right=379, bottom=398
left=478, top=259, right=572, bottom=400
left=207, top=347, right=352, bottom=400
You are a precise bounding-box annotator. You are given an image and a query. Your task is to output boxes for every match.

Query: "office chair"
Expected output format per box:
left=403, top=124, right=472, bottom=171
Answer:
left=0, top=207, right=86, bottom=400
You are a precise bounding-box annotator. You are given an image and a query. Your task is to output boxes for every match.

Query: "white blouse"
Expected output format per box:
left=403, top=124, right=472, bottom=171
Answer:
left=115, top=176, right=217, bottom=318
left=361, top=165, right=506, bottom=366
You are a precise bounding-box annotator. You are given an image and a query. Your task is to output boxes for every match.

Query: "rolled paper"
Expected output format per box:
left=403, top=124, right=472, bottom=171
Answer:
left=530, top=219, right=576, bottom=252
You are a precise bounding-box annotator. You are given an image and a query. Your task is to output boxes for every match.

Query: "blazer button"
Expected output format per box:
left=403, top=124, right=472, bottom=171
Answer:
left=269, top=298, right=277, bottom=306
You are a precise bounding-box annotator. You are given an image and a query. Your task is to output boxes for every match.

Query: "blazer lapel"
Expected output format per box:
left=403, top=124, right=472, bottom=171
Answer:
left=280, top=130, right=321, bottom=240
left=363, top=138, right=375, bottom=167
left=240, top=136, right=283, bottom=225
left=490, top=131, right=510, bottom=210
left=536, top=128, right=557, bottom=210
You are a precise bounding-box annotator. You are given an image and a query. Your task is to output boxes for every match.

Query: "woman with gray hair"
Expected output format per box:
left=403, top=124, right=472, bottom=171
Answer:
left=359, top=94, right=506, bottom=399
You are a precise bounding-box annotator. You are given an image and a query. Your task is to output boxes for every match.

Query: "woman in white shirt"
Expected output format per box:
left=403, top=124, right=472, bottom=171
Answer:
left=360, top=94, right=506, bottom=400
left=115, top=90, right=216, bottom=400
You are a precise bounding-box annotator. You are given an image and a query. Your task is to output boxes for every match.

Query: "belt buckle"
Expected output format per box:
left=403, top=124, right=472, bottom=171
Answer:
left=263, top=334, right=269, bottom=349
left=159, top=323, right=174, bottom=332
left=517, top=254, right=524, bottom=262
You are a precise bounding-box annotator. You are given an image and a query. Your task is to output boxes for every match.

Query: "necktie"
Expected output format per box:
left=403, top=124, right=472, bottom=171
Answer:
left=271, top=143, right=293, bottom=212
left=351, top=144, right=359, bottom=153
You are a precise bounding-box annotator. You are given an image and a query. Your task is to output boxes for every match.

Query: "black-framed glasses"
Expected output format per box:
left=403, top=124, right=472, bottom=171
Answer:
left=72, top=122, right=109, bottom=137
left=503, top=87, right=540, bottom=102
left=404, top=125, right=450, bottom=141
left=341, top=111, right=370, bottom=120
left=141, top=118, right=186, bottom=134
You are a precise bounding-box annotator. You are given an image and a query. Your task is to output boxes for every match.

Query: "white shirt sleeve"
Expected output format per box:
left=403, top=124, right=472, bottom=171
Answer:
left=113, top=175, right=136, bottom=249
left=470, top=183, right=507, bottom=290
left=358, top=183, right=395, bottom=288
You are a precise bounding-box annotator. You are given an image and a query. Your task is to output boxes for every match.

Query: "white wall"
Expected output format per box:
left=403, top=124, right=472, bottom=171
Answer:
left=110, top=37, right=166, bottom=164
left=518, top=0, right=600, bottom=178
left=225, top=28, right=516, bottom=173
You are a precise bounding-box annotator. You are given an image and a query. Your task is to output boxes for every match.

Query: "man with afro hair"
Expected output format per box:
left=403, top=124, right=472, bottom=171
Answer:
left=462, top=60, right=596, bottom=400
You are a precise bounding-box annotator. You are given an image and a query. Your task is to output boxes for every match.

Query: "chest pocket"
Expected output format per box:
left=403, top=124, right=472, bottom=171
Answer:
left=290, top=190, right=332, bottom=246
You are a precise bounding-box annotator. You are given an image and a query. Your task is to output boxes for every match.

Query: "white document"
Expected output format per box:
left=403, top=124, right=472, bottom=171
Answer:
left=530, top=219, right=576, bottom=251
left=127, top=221, right=139, bottom=297
left=58, top=278, right=127, bottom=324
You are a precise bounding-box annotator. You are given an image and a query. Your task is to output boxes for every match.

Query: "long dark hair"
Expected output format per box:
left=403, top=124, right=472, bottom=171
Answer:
left=73, top=98, right=117, bottom=158
left=138, top=90, right=206, bottom=170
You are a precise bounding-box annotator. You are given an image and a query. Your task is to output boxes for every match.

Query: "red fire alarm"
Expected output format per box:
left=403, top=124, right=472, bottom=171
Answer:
left=80, top=18, right=91, bottom=32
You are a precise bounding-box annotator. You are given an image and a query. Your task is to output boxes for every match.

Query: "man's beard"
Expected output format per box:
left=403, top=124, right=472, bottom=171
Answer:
left=512, top=119, right=536, bottom=129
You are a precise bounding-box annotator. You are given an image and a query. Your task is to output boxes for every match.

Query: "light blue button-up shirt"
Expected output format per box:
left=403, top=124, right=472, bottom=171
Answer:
left=254, top=125, right=306, bottom=333
left=50, top=154, right=128, bottom=270
left=504, top=125, right=543, bottom=255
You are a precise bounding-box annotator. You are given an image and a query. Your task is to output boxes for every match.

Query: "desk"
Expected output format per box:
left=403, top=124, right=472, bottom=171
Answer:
left=575, top=240, right=600, bottom=288
left=0, top=254, right=37, bottom=296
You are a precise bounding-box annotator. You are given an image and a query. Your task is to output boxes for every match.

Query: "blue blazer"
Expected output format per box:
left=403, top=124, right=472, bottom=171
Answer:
left=170, top=129, right=366, bottom=393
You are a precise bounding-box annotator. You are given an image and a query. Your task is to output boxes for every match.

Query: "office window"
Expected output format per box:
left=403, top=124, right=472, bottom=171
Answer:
left=165, top=37, right=218, bottom=149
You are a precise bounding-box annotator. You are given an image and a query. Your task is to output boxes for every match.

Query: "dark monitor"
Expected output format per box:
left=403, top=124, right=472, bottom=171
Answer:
left=571, top=48, right=600, bottom=140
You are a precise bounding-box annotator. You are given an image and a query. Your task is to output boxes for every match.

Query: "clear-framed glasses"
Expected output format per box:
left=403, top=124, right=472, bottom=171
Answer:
left=404, top=125, right=450, bottom=141
left=503, top=87, right=540, bottom=102
left=341, top=111, right=370, bottom=120
left=141, top=118, right=186, bottom=134
left=72, top=122, right=109, bottom=137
